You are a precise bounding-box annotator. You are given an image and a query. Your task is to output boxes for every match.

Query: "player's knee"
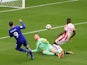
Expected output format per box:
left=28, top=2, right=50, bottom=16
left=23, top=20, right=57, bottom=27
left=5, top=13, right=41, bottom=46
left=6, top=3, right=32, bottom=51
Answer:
left=25, top=45, right=29, bottom=49
left=15, top=47, right=20, bottom=50
left=42, top=50, right=47, bottom=55
left=59, top=51, right=64, bottom=58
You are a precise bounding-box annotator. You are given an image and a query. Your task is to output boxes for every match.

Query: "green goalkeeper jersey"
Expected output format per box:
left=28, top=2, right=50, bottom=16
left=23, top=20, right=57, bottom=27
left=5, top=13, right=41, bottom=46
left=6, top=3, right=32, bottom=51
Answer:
left=32, top=38, right=53, bottom=52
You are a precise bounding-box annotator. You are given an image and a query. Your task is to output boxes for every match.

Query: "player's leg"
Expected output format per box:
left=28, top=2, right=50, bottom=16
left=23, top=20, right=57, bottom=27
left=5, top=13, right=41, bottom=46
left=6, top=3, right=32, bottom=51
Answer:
left=64, top=51, right=73, bottom=54
left=23, top=41, right=34, bottom=60
left=15, top=43, right=27, bottom=52
left=42, top=50, right=55, bottom=55
left=50, top=47, right=63, bottom=58
left=54, top=35, right=67, bottom=45
left=52, top=44, right=64, bottom=58
left=42, top=44, right=63, bottom=58
left=58, top=51, right=64, bottom=58
left=43, top=44, right=59, bottom=56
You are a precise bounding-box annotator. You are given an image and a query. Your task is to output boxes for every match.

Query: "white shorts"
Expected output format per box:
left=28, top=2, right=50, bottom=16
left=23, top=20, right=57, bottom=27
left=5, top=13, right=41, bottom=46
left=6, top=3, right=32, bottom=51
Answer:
left=52, top=44, right=63, bottom=54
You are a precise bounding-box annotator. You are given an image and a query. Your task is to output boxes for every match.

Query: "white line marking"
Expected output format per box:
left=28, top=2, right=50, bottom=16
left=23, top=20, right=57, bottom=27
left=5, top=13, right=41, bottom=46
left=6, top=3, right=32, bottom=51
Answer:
left=0, top=0, right=78, bottom=13
left=0, top=21, right=87, bottom=40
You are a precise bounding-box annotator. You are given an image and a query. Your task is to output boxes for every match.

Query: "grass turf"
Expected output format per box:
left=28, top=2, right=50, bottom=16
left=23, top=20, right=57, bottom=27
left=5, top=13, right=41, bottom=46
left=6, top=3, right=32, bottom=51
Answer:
left=0, top=0, right=87, bottom=65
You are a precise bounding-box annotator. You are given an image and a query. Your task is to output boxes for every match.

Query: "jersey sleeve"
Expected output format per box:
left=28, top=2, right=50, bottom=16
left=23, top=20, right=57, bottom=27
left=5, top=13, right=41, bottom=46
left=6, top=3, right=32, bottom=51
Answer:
left=64, top=25, right=68, bottom=31
left=20, top=22, right=26, bottom=29
left=9, top=30, right=13, bottom=37
left=72, top=24, right=76, bottom=31
left=70, top=24, right=76, bottom=31
left=32, top=42, right=39, bottom=52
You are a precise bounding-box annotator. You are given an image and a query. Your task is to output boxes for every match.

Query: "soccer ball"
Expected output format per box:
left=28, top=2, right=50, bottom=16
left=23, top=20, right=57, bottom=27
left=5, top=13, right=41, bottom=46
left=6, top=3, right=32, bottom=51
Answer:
left=45, top=24, right=52, bottom=30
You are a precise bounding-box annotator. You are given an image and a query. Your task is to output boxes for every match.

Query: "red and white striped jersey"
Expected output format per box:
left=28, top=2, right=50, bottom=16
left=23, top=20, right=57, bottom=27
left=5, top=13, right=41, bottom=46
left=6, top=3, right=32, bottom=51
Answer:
left=55, top=23, right=75, bottom=45
left=64, top=23, right=75, bottom=40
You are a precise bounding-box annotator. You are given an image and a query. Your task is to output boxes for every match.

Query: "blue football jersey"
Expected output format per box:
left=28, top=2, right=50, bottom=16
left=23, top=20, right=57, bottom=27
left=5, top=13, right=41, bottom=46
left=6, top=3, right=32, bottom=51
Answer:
left=9, top=22, right=26, bottom=43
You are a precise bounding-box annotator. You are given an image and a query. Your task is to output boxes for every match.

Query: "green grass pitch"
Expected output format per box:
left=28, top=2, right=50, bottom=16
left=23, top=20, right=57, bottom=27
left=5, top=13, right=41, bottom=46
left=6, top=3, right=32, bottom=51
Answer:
left=0, top=0, right=87, bottom=65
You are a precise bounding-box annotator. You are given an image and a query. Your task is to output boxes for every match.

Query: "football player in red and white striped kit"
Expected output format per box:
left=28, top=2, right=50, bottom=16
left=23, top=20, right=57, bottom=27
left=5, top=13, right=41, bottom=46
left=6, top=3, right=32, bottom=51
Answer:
left=53, top=18, right=76, bottom=54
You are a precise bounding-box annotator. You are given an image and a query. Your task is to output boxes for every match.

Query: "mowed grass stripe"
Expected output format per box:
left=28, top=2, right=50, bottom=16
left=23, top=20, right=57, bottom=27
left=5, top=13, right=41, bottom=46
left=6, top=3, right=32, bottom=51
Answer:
left=0, top=0, right=79, bottom=13
left=0, top=21, right=87, bottom=40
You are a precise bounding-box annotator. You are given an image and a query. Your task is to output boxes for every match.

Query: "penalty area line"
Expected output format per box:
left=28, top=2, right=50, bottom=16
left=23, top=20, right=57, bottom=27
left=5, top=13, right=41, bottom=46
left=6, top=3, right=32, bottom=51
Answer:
left=0, top=21, right=87, bottom=40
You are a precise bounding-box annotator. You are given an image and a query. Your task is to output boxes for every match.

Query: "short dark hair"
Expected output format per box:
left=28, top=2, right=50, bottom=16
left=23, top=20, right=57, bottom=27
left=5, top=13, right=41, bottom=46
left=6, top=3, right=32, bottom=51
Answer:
left=9, top=22, right=13, bottom=27
left=67, top=18, right=71, bottom=24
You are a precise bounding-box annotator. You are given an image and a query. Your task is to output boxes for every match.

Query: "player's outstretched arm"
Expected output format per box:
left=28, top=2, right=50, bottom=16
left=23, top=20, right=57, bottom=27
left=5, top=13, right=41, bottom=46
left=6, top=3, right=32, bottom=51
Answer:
left=19, top=19, right=26, bottom=29
left=32, top=42, right=40, bottom=52
left=32, top=47, right=39, bottom=52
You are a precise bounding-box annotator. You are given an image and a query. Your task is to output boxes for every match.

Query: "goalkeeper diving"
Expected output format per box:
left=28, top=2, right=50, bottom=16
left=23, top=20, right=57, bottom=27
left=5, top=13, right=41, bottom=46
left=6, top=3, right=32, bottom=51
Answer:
left=32, top=34, right=64, bottom=59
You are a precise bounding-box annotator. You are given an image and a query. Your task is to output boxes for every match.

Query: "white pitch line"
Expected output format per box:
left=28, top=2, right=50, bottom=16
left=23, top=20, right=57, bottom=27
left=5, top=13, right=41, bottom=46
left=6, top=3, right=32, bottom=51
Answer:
left=0, top=0, right=79, bottom=13
left=0, top=21, right=87, bottom=40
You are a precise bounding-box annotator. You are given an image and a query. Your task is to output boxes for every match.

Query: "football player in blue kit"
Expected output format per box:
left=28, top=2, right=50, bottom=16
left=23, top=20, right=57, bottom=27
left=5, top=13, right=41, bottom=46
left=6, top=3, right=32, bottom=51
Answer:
left=8, top=19, right=34, bottom=60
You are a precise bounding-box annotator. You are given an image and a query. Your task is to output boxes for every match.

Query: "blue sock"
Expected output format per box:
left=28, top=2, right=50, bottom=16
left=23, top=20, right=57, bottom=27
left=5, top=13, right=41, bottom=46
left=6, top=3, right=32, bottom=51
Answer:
left=27, top=48, right=34, bottom=58
left=16, top=48, right=27, bottom=52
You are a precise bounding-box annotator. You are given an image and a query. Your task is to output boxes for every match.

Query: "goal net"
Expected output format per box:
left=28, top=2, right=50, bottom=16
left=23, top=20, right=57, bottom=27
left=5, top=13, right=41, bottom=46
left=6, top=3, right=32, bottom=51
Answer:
left=0, top=0, right=25, bottom=8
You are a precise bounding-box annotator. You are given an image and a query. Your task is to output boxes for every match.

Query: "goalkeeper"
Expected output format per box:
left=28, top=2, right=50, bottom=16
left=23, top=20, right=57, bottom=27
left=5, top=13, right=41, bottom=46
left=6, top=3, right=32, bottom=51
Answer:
left=32, top=34, right=64, bottom=58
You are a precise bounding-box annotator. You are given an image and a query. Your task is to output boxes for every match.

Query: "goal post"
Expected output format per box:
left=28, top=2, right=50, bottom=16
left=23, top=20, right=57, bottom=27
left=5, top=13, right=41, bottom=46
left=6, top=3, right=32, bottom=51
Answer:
left=0, top=0, right=25, bottom=9
left=22, top=0, right=25, bottom=8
